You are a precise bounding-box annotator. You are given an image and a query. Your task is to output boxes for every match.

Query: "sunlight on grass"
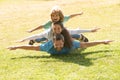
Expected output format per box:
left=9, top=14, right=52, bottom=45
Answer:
left=0, top=0, right=120, bottom=80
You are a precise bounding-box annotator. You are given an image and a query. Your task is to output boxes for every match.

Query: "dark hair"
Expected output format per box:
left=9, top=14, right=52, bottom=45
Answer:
left=53, top=34, right=64, bottom=41
left=52, top=21, right=64, bottom=30
left=53, top=21, right=73, bottom=48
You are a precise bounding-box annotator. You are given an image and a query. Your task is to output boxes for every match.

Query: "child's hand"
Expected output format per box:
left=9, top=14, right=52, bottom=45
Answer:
left=91, top=28, right=100, bottom=32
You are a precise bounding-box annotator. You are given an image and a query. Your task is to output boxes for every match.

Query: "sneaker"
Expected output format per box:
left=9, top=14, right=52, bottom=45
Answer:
left=79, top=34, right=89, bottom=42
left=29, top=40, right=35, bottom=45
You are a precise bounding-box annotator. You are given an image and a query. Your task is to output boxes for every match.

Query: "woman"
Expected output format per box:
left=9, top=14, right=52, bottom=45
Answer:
left=17, top=21, right=100, bottom=45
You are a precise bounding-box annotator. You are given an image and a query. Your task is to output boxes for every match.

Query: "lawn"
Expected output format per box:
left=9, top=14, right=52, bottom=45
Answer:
left=0, top=0, right=120, bottom=80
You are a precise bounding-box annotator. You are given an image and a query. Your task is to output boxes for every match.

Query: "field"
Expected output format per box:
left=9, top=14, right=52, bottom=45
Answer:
left=0, top=0, right=120, bottom=80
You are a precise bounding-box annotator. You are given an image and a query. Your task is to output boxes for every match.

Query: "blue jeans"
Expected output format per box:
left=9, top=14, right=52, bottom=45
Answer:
left=35, top=34, right=80, bottom=43
left=35, top=37, right=47, bottom=43
left=71, top=34, right=80, bottom=39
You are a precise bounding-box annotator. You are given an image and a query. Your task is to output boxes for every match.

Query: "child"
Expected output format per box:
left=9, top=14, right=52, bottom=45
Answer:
left=27, top=6, right=83, bottom=32
left=26, top=6, right=88, bottom=45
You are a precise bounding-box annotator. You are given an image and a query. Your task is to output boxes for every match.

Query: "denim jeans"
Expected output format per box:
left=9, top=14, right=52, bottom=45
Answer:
left=35, top=34, right=80, bottom=43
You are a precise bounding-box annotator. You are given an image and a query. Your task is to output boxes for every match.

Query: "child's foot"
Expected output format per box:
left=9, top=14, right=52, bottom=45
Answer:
left=79, top=34, right=89, bottom=42
left=29, top=40, right=35, bottom=45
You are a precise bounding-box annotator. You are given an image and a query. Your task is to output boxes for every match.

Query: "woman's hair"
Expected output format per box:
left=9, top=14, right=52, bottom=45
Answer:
left=50, top=6, right=64, bottom=22
left=53, top=21, right=73, bottom=48
left=53, top=34, right=64, bottom=42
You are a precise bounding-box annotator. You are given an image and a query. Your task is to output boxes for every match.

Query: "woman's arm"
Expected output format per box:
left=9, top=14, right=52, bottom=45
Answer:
left=68, top=28, right=100, bottom=34
left=17, top=30, right=49, bottom=42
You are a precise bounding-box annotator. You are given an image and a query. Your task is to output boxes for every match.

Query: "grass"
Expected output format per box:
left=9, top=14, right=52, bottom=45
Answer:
left=0, top=0, right=120, bottom=80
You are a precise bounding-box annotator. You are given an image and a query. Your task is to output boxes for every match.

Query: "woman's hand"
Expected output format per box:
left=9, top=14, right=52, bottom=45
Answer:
left=91, top=28, right=101, bottom=32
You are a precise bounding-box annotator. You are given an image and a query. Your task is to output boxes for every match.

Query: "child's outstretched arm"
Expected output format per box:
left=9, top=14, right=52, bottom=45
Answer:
left=69, top=11, right=83, bottom=18
left=27, top=25, right=44, bottom=33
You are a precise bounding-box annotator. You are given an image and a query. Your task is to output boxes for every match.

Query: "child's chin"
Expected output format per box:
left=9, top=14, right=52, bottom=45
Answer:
left=53, top=20, right=58, bottom=22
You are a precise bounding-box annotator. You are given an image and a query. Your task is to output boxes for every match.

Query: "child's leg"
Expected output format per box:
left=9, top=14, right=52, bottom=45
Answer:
left=7, top=45, right=40, bottom=51
left=71, top=34, right=89, bottom=42
left=80, top=40, right=113, bottom=48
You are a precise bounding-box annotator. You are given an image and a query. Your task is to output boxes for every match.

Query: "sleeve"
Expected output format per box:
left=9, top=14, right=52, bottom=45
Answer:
left=40, top=41, right=53, bottom=51
left=72, top=41, right=80, bottom=49
left=68, top=29, right=91, bottom=34
left=23, top=29, right=50, bottom=41
left=63, top=16, right=70, bottom=23
left=43, top=21, right=52, bottom=29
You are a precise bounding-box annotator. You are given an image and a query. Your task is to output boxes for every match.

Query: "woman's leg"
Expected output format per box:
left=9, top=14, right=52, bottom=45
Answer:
left=80, top=40, right=113, bottom=48
left=7, top=45, right=40, bottom=51
left=71, top=34, right=89, bottom=42
left=35, top=37, right=48, bottom=42
left=29, top=37, right=48, bottom=45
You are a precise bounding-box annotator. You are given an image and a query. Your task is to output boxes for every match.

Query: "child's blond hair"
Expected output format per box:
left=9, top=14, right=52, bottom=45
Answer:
left=50, top=6, right=64, bottom=22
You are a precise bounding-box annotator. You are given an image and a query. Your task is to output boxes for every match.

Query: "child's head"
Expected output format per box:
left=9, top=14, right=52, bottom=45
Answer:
left=50, top=6, right=64, bottom=22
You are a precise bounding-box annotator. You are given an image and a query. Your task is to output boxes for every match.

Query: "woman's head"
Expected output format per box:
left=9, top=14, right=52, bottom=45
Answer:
left=50, top=6, right=64, bottom=22
left=52, top=21, right=64, bottom=34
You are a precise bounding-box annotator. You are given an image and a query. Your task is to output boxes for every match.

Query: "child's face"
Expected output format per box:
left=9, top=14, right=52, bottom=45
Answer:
left=53, top=39, right=64, bottom=51
left=51, top=13, right=60, bottom=22
left=52, top=24, right=62, bottom=34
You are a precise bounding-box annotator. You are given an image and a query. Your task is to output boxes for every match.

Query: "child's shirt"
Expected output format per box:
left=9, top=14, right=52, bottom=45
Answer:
left=43, top=16, right=70, bottom=29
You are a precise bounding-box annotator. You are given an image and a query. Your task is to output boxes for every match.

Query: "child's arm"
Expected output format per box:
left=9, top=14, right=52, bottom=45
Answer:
left=69, top=11, right=83, bottom=18
left=27, top=25, right=43, bottom=33
left=27, top=21, right=51, bottom=33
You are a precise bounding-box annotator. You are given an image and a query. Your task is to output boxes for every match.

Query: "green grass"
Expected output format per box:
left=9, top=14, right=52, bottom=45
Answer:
left=0, top=0, right=120, bottom=80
